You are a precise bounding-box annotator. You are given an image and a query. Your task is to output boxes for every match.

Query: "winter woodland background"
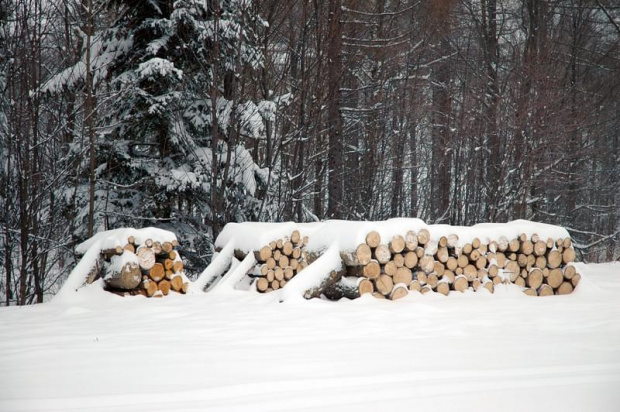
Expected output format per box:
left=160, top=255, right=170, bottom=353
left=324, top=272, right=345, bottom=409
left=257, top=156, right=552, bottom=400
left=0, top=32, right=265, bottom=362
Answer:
left=0, top=0, right=619, bottom=304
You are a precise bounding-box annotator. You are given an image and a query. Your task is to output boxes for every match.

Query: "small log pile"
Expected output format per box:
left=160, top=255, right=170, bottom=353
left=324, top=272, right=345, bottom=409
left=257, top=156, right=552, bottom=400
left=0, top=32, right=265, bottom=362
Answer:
left=249, top=230, right=309, bottom=293
left=323, top=230, right=580, bottom=300
left=91, top=236, right=189, bottom=298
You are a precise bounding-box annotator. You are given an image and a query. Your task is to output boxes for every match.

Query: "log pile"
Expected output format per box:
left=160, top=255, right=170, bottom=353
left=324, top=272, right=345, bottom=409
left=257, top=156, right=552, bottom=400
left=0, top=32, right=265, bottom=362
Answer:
left=91, top=236, right=189, bottom=298
left=249, top=230, right=309, bottom=293
left=322, top=230, right=580, bottom=300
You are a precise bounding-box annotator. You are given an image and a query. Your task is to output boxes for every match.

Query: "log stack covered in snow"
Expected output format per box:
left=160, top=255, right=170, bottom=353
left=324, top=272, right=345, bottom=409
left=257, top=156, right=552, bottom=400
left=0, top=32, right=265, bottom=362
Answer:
left=87, top=234, right=189, bottom=298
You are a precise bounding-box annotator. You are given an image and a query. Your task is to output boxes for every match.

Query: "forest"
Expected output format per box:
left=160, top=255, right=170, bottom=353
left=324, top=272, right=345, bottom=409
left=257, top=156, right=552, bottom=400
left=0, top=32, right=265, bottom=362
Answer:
left=0, top=0, right=619, bottom=304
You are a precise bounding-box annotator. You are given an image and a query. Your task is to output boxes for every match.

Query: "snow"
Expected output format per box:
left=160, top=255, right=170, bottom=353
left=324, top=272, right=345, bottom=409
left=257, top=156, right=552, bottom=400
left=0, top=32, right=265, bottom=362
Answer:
left=1, top=262, right=619, bottom=412
left=106, top=251, right=140, bottom=276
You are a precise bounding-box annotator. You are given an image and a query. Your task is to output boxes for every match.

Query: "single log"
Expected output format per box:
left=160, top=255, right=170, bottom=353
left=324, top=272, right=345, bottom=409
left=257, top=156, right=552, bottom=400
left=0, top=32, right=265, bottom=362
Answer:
left=415, top=247, right=425, bottom=259
left=375, top=275, right=394, bottom=296
left=366, top=231, right=381, bottom=248
left=374, top=244, right=392, bottom=265
left=171, top=276, right=183, bottom=292
left=547, top=250, right=562, bottom=268
left=420, top=255, right=435, bottom=274
left=515, top=277, right=526, bottom=288
left=404, top=230, right=418, bottom=251
left=284, top=267, right=295, bottom=280
left=442, top=270, right=455, bottom=284
left=469, top=249, right=481, bottom=262
left=268, top=241, right=277, bottom=250
left=167, top=250, right=177, bottom=260
left=409, top=280, right=422, bottom=292
left=534, top=241, right=547, bottom=257
left=527, top=268, right=543, bottom=289
left=427, top=273, right=439, bottom=288
left=384, top=261, right=398, bottom=276
left=141, top=279, right=158, bottom=297
left=497, top=236, right=509, bottom=252
left=279, top=280, right=287, bottom=288
left=436, top=247, right=449, bottom=263
left=436, top=282, right=449, bottom=296
left=563, top=265, right=577, bottom=280
left=105, top=261, right=141, bottom=290
left=291, top=230, right=301, bottom=244
left=181, top=282, right=188, bottom=294
left=453, top=275, right=468, bottom=292
left=162, top=241, right=173, bottom=253
left=488, top=240, right=498, bottom=253
left=292, top=247, right=302, bottom=259
left=363, top=260, right=381, bottom=279
left=478, top=243, right=488, bottom=254
left=373, top=292, right=386, bottom=299
left=425, top=240, right=439, bottom=257
left=457, top=255, right=469, bottom=269
left=323, top=277, right=374, bottom=300
left=483, top=281, right=494, bottom=293
left=433, top=261, right=445, bottom=277
left=492, top=276, right=502, bottom=285
left=276, top=238, right=284, bottom=249
left=531, top=233, right=540, bottom=243
left=173, top=260, right=184, bottom=273
left=463, top=265, right=477, bottom=282
left=271, top=280, right=280, bottom=290
left=523, top=288, right=537, bottom=297
left=446, top=256, right=458, bottom=271
left=546, top=238, right=555, bottom=249
left=517, top=254, right=528, bottom=268
left=149, top=263, right=165, bottom=282
left=274, top=267, right=284, bottom=281
left=557, top=282, right=574, bottom=295
left=417, top=229, right=430, bottom=245
left=571, top=273, right=581, bottom=287
left=562, top=247, right=576, bottom=264
left=279, top=255, right=290, bottom=268
left=266, top=257, right=276, bottom=270
left=508, top=239, right=520, bottom=252
left=123, top=244, right=135, bottom=254
left=341, top=244, right=372, bottom=266
left=254, top=246, right=272, bottom=262
left=164, top=259, right=174, bottom=271
left=394, top=267, right=413, bottom=285
left=282, top=241, right=294, bottom=256
left=547, top=268, right=564, bottom=288
left=393, top=253, right=405, bottom=268
left=488, top=264, right=498, bottom=278
left=151, top=241, right=162, bottom=255
left=165, top=270, right=173, bottom=280
left=538, top=284, right=554, bottom=296
left=504, top=261, right=520, bottom=282
left=266, top=270, right=275, bottom=282
left=495, top=252, right=507, bottom=268
left=390, top=284, right=409, bottom=300
left=404, top=252, right=418, bottom=269
left=534, top=255, right=546, bottom=269
left=158, top=280, right=171, bottom=296
left=290, top=258, right=299, bottom=270
left=273, top=250, right=282, bottom=261
left=416, top=271, right=428, bottom=286
left=136, top=246, right=156, bottom=271
left=303, top=266, right=346, bottom=299
left=462, top=243, right=473, bottom=255
left=389, top=235, right=405, bottom=254
left=475, top=256, right=487, bottom=270
left=563, top=238, right=572, bottom=248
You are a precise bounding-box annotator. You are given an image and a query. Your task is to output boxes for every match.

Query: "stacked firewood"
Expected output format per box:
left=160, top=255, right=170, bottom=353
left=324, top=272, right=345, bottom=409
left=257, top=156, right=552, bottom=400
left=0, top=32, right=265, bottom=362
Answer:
left=323, top=230, right=579, bottom=300
left=94, top=236, right=189, bottom=298
left=251, top=230, right=309, bottom=293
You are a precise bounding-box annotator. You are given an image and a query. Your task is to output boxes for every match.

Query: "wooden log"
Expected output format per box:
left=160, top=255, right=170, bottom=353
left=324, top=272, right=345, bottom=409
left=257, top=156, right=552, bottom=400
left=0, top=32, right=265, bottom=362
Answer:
left=373, top=292, right=386, bottom=299
left=394, top=267, right=413, bottom=285
left=562, top=247, right=576, bottom=264
left=527, top=268, right=543, bottom=289
left=547, top=268, right=564, bottom=288
left=446, top=256, right=458, bottom=271
left=374, top=244, right=392, bottom=265
left=164, top=259, right=174, bottom=271
left=442, top=270, right=455, bottom=284
left=427, top=273, right=439, bottom=288
left=495, top=252, right=507, bottom=268
left=390, top=284, right=409, bottom=300
left=523, top=288, right=537, bottom=297
left=151, top=241, right=162, bottom=255
left=291, top=230, right=301, bottom=244
left=273, top=250, right=282, bottom=261
left=274, top=267, right=284, bottom=281
left=515, top=277, right=526, bottom=288
left=141, top=279, right=158, bottom=297
left=488, top=240, right=498, bottom=253
left=409, top=280, right=422, bottom=292
left=266, top=270, right=275, bottom=282
left=340, top=244, right=372, bottom=266
left=173, top=260, right=184, bottom=273
left=416, top=271, right=427, bottom=286
left=158, top=279, right=171, bottom=296
left=149, top=263, right=165, bottom=282
left=323, top=277, right=374, bottom=300
left=492, top=276, right=502, bottom=285
left=123, top=244, right=135, bottom=254
left=538, top=284, right=554, bottom=296
left=488, top=264, right=498, bottom=278
left=271, top=280, right=280, bottom=290
left=276, top=238, right=284, bottom=249
left=414, top=228, right=429, bottom=246
left=268, top=241, right=277, bottom=250
left=375, top=275, right=394, bottom=296
left=547, top=250, right=562, bottom=268
left=365, top=231, right=381, bottom=248
left=433, top=261, right=445, bottom=277
left=453, top=275, right=468, bottom=292
left=181, top=282, right=188, bottom=294
left=504, top=261, right=520, bottom=282
left=389, top=235, right=405, bottom=254
left=420, top=286, right=432, bottom=294
left=497, top=236, right=509, bottom=252
left=136, top=246, right=156, bottom=271
left=436, top=247, right=449, bottom=263
left=303, top=266, right=346, bottom=300
left=279, top=279, right=287, bottom=288
left=404, top=252, right=418, bottom=269
left=420, top=255, right=435, bottom=274
left=404, top=230, right=418, bottom=251
left=254, top=246, right=272, bottom=262
left=282, top=241, right=294, bottom=256
left=531, top=233, right=540, bottom=243
left=278, top=255, right=289, bottom=268
left=462, top=243, right=473, bottom=255
left=483, top=281, right=494, bottom=293
left=105, top=261, right=142, bottom=290
left=292, top=247, right=302, bottom=259
left=425, top=240, right=439, bottom=257
left=520, top=240, right=534, bottom=256
left=162, top=241, right=173, bottom=253
left=284, top=267, right=295, bottom=280
left=290, top=258, right=299, bottom=270
left=508, top=239, right=520, bottom=252
left=438, top=236, right=448, bottom=248
left=463, top=265, right=477, bottom=282
left=475, top=256, right=487, bottom=270
left=266, top=257, right=276, bottom=270
left=436, top=282, right=449, bottom=296
left=457, top=254, right=469, bottom=269
left=546, top=238, right=555, bottom=249
left=563, top=238, right=572, bottom=248
left=384, top=261, right=398, bottom=276
left=415, top=247, right=425, bottom=258
left=171, top=276, right=183, bottom=292
left=393, top=253, right=405, bottom=268
left=534, top=241, right=547, bottom=257
left=165, top=270, right=173, bottom=281
left=571, top=273, right=581, bottom=287
left=363, top=260, right=381, bottom=279
left=563, top=265, right=577, bottom=280
left=517, top=253, right=528, bottom=268
left=557, top=282, right=574, bottom=295
left=469, top=249, right=481, bottom=262
left=478, top=243, right=488, bottom=254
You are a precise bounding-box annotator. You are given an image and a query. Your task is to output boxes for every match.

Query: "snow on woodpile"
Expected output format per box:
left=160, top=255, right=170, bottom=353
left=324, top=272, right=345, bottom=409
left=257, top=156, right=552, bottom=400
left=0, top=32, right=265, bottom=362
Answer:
left=205, top=219, right=580, bottom=301
left=56, top=227, right=189, bottom=301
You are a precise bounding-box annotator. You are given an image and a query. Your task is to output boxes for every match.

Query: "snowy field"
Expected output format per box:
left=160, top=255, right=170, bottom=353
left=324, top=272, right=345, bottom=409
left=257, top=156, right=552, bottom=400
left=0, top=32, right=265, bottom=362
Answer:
left=1, top=262, right=619, bottom=412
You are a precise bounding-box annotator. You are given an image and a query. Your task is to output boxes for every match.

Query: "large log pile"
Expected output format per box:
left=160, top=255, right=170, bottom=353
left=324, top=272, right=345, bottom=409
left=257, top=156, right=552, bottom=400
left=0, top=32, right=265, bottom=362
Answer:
left=321, top=230, right=580, bottom=300
left=243, top=230, right=309, bottom=293
left=91, top=236, right=189, bottom=298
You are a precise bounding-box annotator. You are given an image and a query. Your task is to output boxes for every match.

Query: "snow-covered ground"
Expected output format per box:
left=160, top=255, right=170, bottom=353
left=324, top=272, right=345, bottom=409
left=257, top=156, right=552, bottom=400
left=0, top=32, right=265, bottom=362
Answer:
left=1, top=262, right=619, bottom=412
